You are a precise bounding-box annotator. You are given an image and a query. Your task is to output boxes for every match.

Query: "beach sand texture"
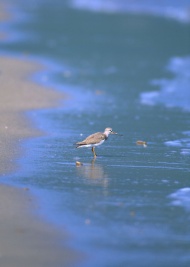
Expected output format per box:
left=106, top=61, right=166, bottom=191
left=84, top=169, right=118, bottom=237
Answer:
left=0, top=184, right=77, bottom=267
left=0, top=56, right=78, bottom=266
left=0, top=56, right=64, bottom=175
left=0, top=2, right=80, bottom=265
left=0, top=56, right=79, bottom=267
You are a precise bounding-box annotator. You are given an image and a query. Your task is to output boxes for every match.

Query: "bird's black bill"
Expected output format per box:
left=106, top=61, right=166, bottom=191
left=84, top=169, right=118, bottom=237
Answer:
left=111, top=131, right=123, bottom=136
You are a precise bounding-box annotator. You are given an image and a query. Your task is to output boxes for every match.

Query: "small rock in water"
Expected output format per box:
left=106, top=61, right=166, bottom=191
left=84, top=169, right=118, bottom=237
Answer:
left=136, top=140, right=147, bottom=147
left=76, top=161, right=83, bottom=167
left=23, top=187, right=29, bottom=191
left=95, top=89, right=104, bottom=95
left=85, top=218, right=91, bottom=225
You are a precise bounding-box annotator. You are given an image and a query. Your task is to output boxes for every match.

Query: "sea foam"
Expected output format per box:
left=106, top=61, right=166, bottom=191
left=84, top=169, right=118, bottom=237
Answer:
left=70, top=0, right=190, bottom=23
left=140, top=56, right=190, bottom=111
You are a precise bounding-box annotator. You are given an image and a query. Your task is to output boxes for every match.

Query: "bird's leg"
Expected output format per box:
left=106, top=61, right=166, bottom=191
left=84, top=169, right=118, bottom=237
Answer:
left=92, top=147, right=97, bottom=158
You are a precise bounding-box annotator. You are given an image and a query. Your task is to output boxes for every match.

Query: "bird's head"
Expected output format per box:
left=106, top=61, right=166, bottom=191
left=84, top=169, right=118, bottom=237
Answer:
left=104, top=127, right=117, bottom=137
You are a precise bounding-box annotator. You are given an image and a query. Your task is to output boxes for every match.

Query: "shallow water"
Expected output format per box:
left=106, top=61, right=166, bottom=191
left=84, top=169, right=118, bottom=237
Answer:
left=1, top=1, right=190, bottom=266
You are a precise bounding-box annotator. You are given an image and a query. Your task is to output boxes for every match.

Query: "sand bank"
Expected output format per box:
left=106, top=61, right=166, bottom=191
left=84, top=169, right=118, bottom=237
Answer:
left=0, top=184, right=78, bottom=267
left=0, top=56, right=80, bottom=266
left=0, top=56, right=64, bottom=174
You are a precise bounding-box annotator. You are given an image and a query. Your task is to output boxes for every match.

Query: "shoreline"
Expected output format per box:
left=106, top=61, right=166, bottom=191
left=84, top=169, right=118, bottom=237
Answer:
left=0, top=184, right=78, bottom=267
left=0, top=55, right=80, bottom=266
left=0, top=56, right=64, bottom=175
left=0, top=3, right=81, bottom=266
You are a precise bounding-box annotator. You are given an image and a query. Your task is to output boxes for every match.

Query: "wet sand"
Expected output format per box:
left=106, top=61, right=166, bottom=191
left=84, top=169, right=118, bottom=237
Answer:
left=0, top=184, right=78, bottom=267
left=0, top=57, right=79, bottom=266
left=0, top=56, right=63, bottom=174
left=0, top=2, right=80, bottom=265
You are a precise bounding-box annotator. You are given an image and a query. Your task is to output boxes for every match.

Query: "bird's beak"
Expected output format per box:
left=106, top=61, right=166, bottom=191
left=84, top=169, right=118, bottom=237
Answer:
left=112, top=131, right=123, bottom=136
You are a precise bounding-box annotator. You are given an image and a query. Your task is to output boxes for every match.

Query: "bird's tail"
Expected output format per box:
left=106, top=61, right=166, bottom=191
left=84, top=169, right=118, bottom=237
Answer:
left=75, top=142, right=85, bottom=148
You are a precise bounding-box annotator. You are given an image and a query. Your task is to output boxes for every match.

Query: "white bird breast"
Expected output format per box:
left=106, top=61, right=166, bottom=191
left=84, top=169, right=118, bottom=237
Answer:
left=79, top=139, right=105, bottom=148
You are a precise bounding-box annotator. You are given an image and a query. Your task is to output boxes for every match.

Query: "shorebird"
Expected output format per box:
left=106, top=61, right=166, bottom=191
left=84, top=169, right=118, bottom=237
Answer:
left=76, top=127, right=118, bottom=158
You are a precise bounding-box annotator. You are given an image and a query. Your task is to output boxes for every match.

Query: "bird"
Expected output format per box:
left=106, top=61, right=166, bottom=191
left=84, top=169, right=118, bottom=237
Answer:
left=76, top=127, right=118, bottom=158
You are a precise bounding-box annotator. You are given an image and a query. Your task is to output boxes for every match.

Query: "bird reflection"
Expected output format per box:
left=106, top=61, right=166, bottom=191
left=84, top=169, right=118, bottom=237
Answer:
left=76, top=159, right=108, bottom=187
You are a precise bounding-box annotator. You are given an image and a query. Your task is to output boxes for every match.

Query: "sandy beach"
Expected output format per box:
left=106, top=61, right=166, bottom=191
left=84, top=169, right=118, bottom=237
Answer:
left=0, top=3, right=80, bottom=260
left=0, top=3, right=80, bottom=266
left=0, top=56, right=80, bottom=267
left=0, top=56, right=64, bottom=174
left=0, top=56, right=80, bottom=266
left=0, top=184, right=78, bottom=267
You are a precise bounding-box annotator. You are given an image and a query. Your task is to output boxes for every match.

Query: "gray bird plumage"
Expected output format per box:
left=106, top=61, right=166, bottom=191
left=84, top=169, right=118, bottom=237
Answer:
left=76, top=127, right=117, bottom=157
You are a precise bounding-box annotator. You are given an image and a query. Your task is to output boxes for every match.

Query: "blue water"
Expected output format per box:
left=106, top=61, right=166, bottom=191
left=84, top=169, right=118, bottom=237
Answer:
left=1, top=1, right=190, bottom=266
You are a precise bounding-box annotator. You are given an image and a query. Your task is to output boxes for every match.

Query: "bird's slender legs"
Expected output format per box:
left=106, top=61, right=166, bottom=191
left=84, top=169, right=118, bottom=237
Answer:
left=92, top=147, right=97, bottom=158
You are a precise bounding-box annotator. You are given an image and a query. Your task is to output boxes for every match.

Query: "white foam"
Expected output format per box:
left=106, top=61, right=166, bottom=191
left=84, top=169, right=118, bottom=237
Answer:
left=70, top=0, right=190, bottom=23
left=180, top=149, right=190, bottom=155
left=164, top=140, right=182, bottom=147
left=164, top=131, right=190, bottom=154
left=140, top=56, right=190, bottom=111
left=169, top=188, right=190, bottom=211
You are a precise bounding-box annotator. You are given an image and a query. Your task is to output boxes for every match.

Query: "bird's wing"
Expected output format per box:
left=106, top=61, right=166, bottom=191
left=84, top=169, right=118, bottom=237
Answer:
left=76, top=132, right=105, bottom=145
left=85, top=132, right=105, bottom=143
